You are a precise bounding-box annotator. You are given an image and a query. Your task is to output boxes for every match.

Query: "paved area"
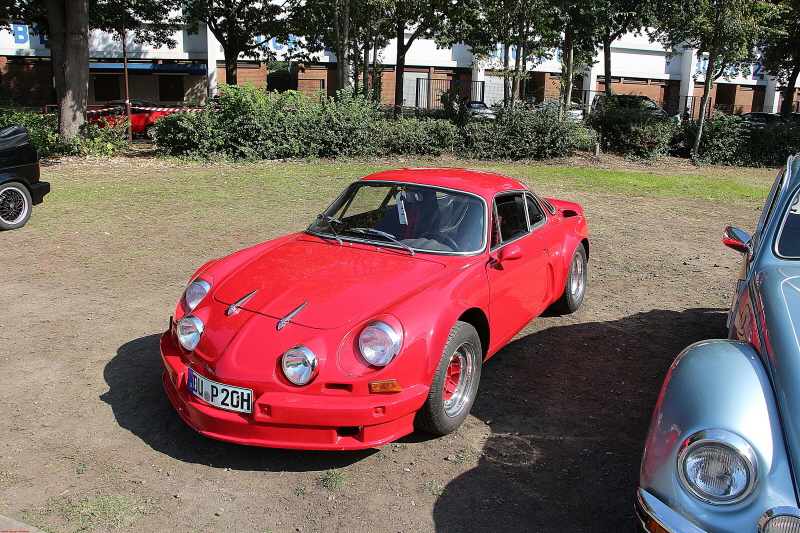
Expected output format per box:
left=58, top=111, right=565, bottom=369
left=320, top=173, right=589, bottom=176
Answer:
left=0, top=516, right=43, bottom=533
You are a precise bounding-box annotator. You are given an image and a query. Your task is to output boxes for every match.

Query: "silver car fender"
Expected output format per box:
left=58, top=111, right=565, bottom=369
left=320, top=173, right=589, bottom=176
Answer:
left=640, top=340, right=796, bottom=532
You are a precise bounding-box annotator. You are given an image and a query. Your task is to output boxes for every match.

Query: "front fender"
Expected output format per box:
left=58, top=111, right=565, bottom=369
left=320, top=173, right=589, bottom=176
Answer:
left=640, top=340, right=796, bottom=533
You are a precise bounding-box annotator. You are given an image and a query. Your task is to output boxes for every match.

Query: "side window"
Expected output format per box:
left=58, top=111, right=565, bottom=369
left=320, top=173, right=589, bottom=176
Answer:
left=526, top=195, right=545, bottom=227
left=492, top=194, right=528, bottom=247
left=777, top=189, right=800, bottom=258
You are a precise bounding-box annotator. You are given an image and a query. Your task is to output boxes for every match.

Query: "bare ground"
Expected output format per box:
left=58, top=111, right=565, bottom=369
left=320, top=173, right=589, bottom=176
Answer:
left=0, top=154, right=775, bottom=532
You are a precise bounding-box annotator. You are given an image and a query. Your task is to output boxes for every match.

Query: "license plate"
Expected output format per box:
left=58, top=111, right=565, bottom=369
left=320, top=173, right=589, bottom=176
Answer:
left=187, top=368, right=253, bottom=414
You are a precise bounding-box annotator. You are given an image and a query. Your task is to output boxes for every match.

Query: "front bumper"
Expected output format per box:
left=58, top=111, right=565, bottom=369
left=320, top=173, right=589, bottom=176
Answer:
left=160, top=331, right=428, bottom=450
left=635, top=488, right=707, bottom=533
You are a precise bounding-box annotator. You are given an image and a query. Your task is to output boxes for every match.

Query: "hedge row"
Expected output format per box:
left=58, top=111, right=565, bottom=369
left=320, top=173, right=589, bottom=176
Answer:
left=0, top=109, right=128, bottom=157
left=154, top=86, right=595, bottom=161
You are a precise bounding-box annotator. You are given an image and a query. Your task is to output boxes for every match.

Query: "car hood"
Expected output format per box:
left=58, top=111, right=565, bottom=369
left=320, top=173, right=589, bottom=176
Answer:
left=756, top=267, right=800, bottom=496
left=212, top=236, right=447, bottom=329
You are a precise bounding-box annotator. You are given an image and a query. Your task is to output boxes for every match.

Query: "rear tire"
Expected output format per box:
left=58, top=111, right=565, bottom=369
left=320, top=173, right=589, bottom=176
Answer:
left=0, top=182, right=32, bottom=230
left=552, top=244, right=587, bottom=314
left=415, top=321, right=482, bottom=435
left=145, top=124, right=157, bottom=141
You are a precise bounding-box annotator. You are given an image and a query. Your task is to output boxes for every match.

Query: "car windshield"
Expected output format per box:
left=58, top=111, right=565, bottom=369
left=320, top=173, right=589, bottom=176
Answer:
left=307, top=182, right=486, bottom=254
left=777, top=188, right=800, bottom=258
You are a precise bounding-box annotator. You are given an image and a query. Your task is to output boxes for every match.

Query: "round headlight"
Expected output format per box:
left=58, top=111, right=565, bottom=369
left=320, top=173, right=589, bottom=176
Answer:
left=678, top=429, right=757, bottom=505
left=759, top=508, right=800, bottom=533
left=281, top=346, right=318, bottom=386
left=176, top=316, right=205, bottom=351
left=359, top=321, right=402, bottom=366
left=183, top=279, right=211, bottom=313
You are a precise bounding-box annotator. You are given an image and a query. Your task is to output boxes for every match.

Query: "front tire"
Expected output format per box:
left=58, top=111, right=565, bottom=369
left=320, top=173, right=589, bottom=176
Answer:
left=552, top=244, right=587, bottom=314
left=145, top=124, right=157, bottom=141
left=0, top=182, right=32, bottom=230
left=415, top=321, right=482, bottom=435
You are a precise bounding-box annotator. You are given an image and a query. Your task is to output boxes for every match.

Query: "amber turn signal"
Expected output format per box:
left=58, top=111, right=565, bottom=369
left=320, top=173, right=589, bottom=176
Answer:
left=369, top=379, right=402, bottom=393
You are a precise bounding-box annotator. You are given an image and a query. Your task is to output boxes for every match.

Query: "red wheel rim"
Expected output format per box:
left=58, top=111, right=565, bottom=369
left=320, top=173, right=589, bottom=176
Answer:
left=442, top=355, right=462, bottom=401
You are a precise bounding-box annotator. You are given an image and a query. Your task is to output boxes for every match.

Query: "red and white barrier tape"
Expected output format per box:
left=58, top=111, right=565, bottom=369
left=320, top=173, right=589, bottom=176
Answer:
left=86, top=106, right=206, bottom=115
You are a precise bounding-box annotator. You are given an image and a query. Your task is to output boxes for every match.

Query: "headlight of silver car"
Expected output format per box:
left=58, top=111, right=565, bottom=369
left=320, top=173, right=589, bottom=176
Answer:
left=678, top=429, right=757, bottom=505
left=359, top=321, right=402, bottom=366
left=281, top=346, right=318, bottom=386
left=176, top=316, right=205, bottom=352
left=183, top=279, right=211, bottom=314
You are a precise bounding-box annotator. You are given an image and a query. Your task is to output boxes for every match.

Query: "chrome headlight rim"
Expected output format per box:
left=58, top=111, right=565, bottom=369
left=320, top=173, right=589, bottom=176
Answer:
left=183, top=279, right=211, bottom=314
left=176, top=316, right=205, bottom=352
left=678, top=428, right=758, bottom=505
left=358, top=321, right=403, bottom=367
left=281, top=346, right=319, bottom=386
left=759, top=507, right=800, bottom=532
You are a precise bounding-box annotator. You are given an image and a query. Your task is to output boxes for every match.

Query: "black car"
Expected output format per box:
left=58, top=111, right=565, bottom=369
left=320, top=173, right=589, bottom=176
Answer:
left=739, top=112, right=786, bottom=129
left=0, top=124, right=49, bottom=230
left=591, top=93, right=668, bottom=118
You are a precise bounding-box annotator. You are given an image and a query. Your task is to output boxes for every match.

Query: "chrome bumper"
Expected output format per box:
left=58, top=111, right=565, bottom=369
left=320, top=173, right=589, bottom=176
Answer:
left=636, top=488, right=707, bottom=533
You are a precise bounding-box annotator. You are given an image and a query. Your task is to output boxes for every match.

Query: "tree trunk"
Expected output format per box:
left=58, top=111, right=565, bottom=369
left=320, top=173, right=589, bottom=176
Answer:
left=393, top=21, right=407, bottom=115
left=603, top=33, right=613, bottom=98
left=223, top=50, right=239, bottom=86
left=503, top=44, right=510, bottom=106
left=692, top=48, right=717, bottom=157
left=781, top=63, right=800, bottom=117
left=44, top=0, right=89, bottom=139
left=362, top=3, right=372, bottom=97
left=560, top=26, right=574, bottom=121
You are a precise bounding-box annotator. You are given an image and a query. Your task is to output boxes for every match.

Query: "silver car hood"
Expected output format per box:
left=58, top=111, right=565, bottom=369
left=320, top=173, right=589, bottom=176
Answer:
left=756, top=267, right=800, bottom=497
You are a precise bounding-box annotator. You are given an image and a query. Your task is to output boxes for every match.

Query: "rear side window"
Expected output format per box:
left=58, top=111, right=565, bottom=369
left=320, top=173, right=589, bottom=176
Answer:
left=777, top=188, right=800, bottom=258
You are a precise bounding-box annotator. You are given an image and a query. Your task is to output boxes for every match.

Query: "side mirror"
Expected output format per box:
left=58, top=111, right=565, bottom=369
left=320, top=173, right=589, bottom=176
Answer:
left=723, top=226, right=753, bottom=260
left=498, top=244, right=523, bottom=262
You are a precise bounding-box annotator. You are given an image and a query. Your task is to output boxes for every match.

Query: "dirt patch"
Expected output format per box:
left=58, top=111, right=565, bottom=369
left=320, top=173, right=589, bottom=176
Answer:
left=1, top=155, right=772, bottom=532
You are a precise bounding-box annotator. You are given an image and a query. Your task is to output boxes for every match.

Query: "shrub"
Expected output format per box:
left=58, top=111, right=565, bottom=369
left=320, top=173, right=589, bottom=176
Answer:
left=587, top=103, right=677, bottom=161
left=746, top=122, right=800, bottom=167
left=674, top=117, right=749, bottom=165
left=0, top=108, right=129, bottom=157
left=460, top=109, right=593, bottom=160
left=377, top=118, right=457, bottom=156
left=0, top=109, right=68, bottom=157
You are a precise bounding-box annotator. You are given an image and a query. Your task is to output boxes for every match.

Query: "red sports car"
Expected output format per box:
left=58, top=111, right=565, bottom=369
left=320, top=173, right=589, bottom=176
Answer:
left=86, top=100, right=171, bottom=139
left=160, top=168, right=589, bottom=450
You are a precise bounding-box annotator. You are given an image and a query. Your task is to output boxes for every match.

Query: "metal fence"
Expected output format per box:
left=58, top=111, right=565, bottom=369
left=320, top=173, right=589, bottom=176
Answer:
left=414, top=78, right=485, bottom=109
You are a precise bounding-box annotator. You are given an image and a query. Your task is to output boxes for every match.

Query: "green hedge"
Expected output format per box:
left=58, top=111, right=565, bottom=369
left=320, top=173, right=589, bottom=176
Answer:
left=587, top=105, right=677, bottom=161
left=156, top=85, right=591, bottom=161
left=0, top=108, right=129, bottom=157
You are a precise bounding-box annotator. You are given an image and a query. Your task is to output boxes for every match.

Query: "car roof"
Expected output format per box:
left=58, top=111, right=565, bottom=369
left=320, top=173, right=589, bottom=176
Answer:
left=360, top=168, right=529, bottom=198
left=104, top=99, right=158, bottom=107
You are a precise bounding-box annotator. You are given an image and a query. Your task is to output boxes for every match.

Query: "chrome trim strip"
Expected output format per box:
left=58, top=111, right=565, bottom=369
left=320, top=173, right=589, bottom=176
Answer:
left=636, top=488, right=707, bottom=533
left=225, top=289, right=258, bottom=316
left=277, top=302, right=308, bottom=331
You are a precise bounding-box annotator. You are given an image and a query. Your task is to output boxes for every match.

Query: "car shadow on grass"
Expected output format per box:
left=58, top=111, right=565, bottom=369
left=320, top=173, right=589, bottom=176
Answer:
left=431, top=307, right=729, bottom=533
left=100, top=333, right=375, bottom=472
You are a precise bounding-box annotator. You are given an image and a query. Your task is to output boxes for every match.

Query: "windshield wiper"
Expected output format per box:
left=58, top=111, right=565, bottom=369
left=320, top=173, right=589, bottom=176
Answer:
left=349, top=227, right=415, bottom=256
left=316, top=214, right=342, bottom=244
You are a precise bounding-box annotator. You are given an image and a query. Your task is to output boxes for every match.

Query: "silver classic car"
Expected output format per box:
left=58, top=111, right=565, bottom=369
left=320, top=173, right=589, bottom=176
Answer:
left=637, top=154, right=800, bottom=533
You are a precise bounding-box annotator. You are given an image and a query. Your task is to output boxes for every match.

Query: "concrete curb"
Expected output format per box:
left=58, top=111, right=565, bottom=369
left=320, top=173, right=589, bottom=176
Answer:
left=0, top=515, right=44, bottom=533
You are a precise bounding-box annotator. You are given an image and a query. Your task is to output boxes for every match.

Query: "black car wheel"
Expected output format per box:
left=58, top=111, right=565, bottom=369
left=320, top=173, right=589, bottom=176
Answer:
left=415, top=321, right=482, bottom=435
left=0, top=182, right=32, bottom=230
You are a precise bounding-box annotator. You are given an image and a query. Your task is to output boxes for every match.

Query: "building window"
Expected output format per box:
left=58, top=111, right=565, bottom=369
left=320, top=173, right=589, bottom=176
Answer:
left=94, top=75, right=120, bottom=102
left=159, top=75, right=184, bottom=102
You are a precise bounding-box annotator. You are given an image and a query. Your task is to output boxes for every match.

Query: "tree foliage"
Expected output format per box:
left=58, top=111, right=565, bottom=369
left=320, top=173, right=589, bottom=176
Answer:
left=760, top=0, right=800, bottom=116
left=182, top=0, right=292, bottom=86
left=650, top=0, right=780, bottom=156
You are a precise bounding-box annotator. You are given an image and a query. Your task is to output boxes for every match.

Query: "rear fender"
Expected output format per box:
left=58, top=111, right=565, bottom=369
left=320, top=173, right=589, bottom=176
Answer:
left=640, top=340, right=795, bottom=532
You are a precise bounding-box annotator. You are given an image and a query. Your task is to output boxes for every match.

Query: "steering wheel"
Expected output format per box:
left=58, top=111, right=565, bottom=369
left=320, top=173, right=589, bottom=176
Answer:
left=420, top=231, right=459, bottom=250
